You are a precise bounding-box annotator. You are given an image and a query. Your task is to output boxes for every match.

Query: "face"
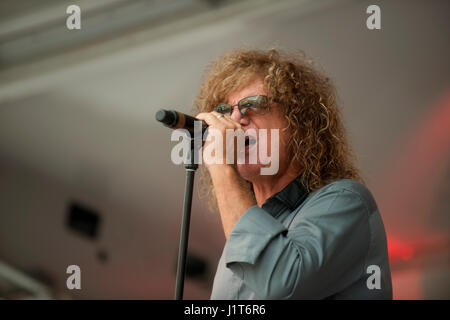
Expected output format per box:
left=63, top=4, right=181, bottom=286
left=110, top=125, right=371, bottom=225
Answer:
left=227, top=76, right=292, bottom=182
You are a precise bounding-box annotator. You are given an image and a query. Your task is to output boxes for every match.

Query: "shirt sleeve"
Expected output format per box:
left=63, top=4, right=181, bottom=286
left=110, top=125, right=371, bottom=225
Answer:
left=224, top=186, right=371, bottom=299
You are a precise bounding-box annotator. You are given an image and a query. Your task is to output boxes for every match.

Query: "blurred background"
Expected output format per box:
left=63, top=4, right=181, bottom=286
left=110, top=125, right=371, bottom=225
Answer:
left=0, top=0, right=449, bottom=299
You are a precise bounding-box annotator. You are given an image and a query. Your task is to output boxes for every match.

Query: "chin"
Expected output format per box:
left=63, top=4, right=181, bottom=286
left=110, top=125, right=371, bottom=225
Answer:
left=236, top=163, right=261, bottom=181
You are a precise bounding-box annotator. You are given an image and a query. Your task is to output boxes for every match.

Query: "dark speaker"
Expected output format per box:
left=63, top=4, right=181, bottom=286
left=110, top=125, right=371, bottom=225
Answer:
left=66, top=201, right=101, bottom=240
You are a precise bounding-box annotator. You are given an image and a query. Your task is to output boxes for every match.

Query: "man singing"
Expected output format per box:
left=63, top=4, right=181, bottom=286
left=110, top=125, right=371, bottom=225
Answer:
left=195, top=48, right=392, bottom=299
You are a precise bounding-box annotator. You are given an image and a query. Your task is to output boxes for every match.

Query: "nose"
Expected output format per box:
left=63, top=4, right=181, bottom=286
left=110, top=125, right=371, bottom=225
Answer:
left=230, top=106, right=250, bottom=126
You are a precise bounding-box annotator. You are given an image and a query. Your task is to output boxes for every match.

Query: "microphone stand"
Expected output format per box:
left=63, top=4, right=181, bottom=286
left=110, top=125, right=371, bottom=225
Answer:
left=175, top=137, right=198, bottom=300
left=155, top=109, right=206, bottom=299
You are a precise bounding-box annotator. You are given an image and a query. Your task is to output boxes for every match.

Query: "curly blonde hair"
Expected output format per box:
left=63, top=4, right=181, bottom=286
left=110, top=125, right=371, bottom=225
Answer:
left=193, top=48, right=364, bottom=210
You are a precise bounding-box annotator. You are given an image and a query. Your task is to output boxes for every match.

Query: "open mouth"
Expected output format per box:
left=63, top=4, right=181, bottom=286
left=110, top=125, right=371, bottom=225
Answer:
left=244, top=136, right=257, bottom=147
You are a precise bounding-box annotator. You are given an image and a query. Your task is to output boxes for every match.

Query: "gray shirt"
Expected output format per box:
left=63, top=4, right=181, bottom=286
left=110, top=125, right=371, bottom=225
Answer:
left=210, top=178, right=392, bottom=299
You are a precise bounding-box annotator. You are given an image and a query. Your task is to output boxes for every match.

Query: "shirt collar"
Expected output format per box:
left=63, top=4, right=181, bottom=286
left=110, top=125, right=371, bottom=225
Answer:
left=261, top=176, right=309, bottom=218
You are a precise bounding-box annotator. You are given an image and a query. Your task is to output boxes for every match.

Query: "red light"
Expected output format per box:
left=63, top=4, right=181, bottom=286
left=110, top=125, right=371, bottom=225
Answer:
left=388, top=238, right=415, bottom=262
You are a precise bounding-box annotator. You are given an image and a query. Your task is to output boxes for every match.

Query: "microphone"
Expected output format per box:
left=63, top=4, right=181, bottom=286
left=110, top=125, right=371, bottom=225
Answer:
left=155, top=109, right=207, bottom=135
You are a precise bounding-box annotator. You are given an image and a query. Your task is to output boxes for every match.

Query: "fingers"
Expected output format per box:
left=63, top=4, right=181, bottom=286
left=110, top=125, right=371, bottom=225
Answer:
left=196, top=111, right=241, bottom=129
left=195, top=111, right=243, bottom=168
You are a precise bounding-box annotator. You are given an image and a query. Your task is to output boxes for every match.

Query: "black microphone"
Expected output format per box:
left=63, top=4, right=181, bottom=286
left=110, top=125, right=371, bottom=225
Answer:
left=155, top=109, right=207, bottom=135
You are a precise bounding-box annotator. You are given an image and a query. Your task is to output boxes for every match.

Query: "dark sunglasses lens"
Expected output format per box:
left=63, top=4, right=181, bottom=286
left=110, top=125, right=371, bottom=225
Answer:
left=240, top=107, right=249, bottom=114
left=239, top=96, right=268, bottom=114
left=214, top=104, right=232, bottom=115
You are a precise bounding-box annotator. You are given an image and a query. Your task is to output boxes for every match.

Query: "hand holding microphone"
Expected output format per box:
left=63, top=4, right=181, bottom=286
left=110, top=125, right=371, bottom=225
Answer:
left=156, top=109, right=245, bottom=170
left=195, top=111, right=243, bottom=171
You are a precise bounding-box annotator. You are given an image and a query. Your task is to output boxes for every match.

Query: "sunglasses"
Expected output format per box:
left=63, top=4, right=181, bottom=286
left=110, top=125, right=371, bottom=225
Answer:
left=213, top=95, right=270, bottom=116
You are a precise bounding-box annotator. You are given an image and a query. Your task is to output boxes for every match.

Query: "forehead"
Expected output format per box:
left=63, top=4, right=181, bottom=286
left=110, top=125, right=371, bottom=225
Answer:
left=227, top=77, right=267, bottom=104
